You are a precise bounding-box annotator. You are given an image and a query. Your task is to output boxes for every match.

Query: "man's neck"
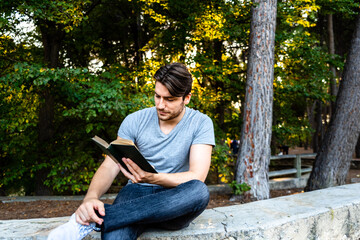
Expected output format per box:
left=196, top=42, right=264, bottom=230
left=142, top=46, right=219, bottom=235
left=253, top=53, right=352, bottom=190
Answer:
left=159, top=107, right=186, bottom=134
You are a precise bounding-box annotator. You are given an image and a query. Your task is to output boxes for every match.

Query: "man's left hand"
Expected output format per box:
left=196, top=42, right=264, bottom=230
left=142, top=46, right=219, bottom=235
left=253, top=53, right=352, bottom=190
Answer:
left=119, top=157, right=154, bottom=183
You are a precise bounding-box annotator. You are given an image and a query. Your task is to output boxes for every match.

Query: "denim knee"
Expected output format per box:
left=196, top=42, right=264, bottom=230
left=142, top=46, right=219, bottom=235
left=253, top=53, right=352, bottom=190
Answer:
left=182, top=180, right=210, bottom=209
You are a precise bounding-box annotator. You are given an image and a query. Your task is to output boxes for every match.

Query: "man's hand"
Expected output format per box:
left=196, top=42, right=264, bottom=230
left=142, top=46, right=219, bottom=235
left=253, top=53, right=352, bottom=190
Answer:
left=75, top=198, right=105, bottom=226
left=119, top=158, right=154, bottom=184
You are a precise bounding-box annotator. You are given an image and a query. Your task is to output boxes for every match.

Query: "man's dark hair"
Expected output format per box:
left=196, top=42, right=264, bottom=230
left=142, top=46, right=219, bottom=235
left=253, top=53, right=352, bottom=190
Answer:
left=154, top=63, right=193, bottom=99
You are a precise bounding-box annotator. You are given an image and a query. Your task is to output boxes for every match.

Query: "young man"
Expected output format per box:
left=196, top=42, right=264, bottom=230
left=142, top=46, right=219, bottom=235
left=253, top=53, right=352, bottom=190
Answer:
left=48, top=62, right=215, bottom=240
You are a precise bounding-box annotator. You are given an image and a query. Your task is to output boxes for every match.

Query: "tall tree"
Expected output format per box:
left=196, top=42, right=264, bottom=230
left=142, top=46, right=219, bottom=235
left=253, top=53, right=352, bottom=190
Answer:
left=327, top=13, right=337, bottom=114
left=34, top=1, right=100, bottom=195
left=1, top=0, right=101, bottom=195
left=235, top=0, right=277, bottom=200
left=356, top=135, right=360, bottom=158
left=272, top=0, right=333, bottom=152
left=306, top=15, right=360, bottom=191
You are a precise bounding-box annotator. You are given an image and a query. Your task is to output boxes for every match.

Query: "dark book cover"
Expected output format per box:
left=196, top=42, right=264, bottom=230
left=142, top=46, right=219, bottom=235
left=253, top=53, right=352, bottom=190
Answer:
left=92, top=135, right=157, bottom=173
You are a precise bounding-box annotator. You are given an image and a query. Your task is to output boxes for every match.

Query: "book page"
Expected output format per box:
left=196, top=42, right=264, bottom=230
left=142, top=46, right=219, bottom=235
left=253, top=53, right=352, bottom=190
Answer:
left=111, top=137, right=135, bottom=146
left=92, top=135, right=110, bottom=148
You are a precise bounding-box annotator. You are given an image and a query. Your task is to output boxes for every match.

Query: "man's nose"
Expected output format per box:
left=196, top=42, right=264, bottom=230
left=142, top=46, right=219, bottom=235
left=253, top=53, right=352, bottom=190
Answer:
left=158, top=98, right=165, bottom=108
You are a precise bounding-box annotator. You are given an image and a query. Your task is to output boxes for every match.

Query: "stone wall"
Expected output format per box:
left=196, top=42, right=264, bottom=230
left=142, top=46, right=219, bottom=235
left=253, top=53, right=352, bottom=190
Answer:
left=1, top=183, right=360, bottom=240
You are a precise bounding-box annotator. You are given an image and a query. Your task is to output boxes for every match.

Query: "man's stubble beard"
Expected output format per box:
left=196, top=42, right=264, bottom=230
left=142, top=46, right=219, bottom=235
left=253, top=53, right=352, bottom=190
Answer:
left=157, top=102, right=185, bottom=122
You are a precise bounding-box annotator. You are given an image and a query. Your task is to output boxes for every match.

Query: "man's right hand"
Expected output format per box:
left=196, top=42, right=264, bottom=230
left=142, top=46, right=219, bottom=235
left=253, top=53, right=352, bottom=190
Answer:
left=75, top=198, right=105, bottom=226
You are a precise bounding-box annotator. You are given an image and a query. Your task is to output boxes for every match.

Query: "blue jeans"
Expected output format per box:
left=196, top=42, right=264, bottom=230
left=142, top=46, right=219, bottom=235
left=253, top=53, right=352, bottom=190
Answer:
left=101, top=180, right=209, bottom=240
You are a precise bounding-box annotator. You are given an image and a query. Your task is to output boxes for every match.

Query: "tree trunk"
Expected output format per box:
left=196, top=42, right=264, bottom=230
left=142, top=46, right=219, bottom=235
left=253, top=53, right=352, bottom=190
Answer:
left=356, top=135, right=360, bottom=158
left=235, top=0, right=277, bottom=200
left=35, top=21, right=65, bottom=195
left=131, top=2, right=142, bottom=67
left=214, top=40, right=226, bottom=131
left=40, top=21, right=65, bottom=68
left=306, top=15, right=360, bottom=191
left=328, top=14, right=337, bottom=114
left=312, top=100, right=323, bottom=153
left=307, top=101, right=316, bottom=152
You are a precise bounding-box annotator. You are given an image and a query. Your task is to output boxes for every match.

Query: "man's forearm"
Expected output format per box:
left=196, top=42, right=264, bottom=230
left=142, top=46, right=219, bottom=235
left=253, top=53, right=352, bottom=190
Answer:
left=148, top=145, right=212, bottom=188
left=84, top=156, right=120, bottom=200
left=150, top=171, right=204, bottom=188
left=121, top=158, right=208, bottom=188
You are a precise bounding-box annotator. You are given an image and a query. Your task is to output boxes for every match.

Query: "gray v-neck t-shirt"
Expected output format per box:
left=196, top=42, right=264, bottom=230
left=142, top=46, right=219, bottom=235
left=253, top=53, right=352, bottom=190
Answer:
left=117, top=107, right=215, bottom=174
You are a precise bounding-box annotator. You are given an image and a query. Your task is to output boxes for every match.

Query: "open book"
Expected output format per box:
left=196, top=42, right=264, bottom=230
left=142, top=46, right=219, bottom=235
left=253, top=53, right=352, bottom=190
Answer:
left=92, top=135, right=157, bottom=173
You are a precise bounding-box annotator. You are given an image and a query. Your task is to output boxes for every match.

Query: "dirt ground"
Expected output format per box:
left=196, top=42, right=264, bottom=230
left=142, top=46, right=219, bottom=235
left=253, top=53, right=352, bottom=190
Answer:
left=0, top=188, right=305, bottom=220
left=1, top=147, right=359, bottom=221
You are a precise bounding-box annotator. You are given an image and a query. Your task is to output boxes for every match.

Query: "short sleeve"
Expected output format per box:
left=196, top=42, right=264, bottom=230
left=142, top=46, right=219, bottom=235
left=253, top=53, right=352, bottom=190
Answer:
left=117, top=114, right=137, bottom=142
left=192, top=115, right=215, bottom=146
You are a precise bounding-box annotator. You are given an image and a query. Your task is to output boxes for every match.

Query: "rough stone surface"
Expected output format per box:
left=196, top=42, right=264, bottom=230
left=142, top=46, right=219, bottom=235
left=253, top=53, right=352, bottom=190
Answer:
left=351, top=178, right=360, bottom=183
left=269, top=176, right=309, bottom=190
left=1, top=183, right=360, bottom=240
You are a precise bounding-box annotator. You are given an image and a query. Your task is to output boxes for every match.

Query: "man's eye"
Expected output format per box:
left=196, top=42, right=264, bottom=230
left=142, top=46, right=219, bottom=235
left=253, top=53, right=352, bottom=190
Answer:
left=167, top=99, right=174, bottom=102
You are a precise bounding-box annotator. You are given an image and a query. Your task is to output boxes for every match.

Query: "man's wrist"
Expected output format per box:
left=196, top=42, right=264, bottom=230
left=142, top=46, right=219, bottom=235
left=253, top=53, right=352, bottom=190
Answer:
left=147, top=172, right=164, bottom=185
left=83, top=192, right=100, bottom=202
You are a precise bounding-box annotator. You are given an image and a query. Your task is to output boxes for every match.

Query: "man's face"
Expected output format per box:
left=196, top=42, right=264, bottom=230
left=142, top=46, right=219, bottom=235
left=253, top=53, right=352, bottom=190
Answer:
left=154, top=81, right=191, bottom=122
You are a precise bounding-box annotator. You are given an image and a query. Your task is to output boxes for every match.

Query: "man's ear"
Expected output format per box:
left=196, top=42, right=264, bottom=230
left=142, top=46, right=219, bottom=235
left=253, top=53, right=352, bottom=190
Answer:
left=184, top=93, right=191, bottom=105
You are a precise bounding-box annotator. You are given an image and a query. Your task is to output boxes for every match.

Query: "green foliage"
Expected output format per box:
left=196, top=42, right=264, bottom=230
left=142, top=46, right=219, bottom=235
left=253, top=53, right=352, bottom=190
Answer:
left=0, top=35, right=32, bottom=75
left=272, top=123, right=314, bottom=150
left=1, top=0, right=358, bottom=195
left=45, top=144, right=98, bottom=193
left=1, top=0, right=92, bottom=32
left=317, top=0, right=359, bottom=16
left=210, top=140, right=235, bottom=184
left=0, top=62, right=153, bottom=195
left=229, top=181, right=251, bottom=196
left=271, top=0, right=352, bottom=149
left=189, top=57, right=245, bottom=134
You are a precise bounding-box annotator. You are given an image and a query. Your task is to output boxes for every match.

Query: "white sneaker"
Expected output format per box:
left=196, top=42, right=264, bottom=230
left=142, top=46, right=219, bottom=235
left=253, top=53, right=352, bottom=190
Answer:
left=47, top=213, right=96, bottom=240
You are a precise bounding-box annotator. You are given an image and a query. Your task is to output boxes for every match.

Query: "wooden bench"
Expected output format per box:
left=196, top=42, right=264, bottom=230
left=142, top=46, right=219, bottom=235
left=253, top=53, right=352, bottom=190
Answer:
left=269, top=153, right=316, bottom=178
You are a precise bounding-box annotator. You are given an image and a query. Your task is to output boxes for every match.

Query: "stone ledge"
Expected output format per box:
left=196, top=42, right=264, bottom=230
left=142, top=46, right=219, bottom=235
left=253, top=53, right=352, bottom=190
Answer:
left=1, top=183, right=360, bottom=240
